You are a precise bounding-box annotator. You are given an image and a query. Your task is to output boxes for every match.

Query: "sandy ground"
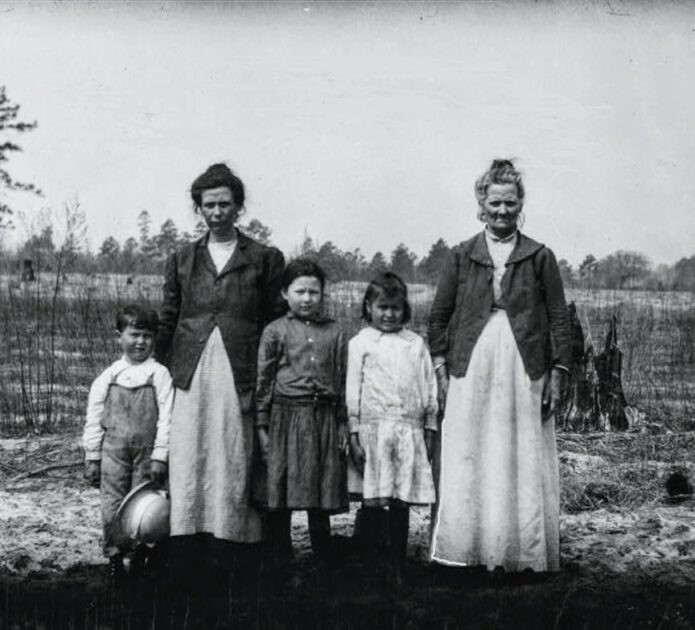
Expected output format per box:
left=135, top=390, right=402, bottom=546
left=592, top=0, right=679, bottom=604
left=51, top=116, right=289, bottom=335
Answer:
left=2, top=467, right=695, bottom=586
left=2, top=436, right=695, bottom=628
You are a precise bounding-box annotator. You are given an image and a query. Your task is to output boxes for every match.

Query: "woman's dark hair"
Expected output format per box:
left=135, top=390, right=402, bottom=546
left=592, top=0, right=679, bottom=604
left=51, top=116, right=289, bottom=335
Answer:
left=116, top=304, right=159, bottom=333
left=362, top=272, right=411, bottom=323
left=190, top=163, right=246, bottom=209
left=282, top=257, right=327, bottom=291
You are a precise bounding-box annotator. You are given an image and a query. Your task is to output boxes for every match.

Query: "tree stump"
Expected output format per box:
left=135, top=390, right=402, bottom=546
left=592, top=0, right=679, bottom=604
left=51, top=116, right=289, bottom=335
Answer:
left=594, top=314, right=629, bottom=431
left=562, top=302, right=601, bottom=430
left=562, top=305, right=630, bottom=432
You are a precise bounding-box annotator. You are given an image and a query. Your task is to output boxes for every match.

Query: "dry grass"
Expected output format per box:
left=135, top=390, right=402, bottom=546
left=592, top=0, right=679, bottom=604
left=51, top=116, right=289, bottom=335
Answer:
left=0, top=274, right=693, bottom=438
left=559, top=432, right=695, bottom=512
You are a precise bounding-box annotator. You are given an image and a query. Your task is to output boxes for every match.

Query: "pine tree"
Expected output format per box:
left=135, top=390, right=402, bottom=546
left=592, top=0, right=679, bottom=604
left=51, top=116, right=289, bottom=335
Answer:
left=390, top=243, right=417, bottom=282
left=0, top=87, right=41, bottom=227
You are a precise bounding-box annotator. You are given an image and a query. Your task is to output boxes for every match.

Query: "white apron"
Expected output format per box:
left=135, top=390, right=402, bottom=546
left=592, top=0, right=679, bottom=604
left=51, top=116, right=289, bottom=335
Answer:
left=430, top=310, right=560, bottom=572
left=169, top=327, right=261, bottom=542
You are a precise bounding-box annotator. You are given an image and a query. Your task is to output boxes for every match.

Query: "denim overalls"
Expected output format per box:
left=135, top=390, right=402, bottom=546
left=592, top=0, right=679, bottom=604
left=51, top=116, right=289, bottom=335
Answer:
left=100, top=375, right=158, bottom=557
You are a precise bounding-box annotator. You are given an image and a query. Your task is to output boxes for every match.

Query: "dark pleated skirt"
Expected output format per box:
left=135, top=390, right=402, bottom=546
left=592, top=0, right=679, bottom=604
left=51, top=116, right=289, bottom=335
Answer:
left=267, top=400, right=348, bottom=512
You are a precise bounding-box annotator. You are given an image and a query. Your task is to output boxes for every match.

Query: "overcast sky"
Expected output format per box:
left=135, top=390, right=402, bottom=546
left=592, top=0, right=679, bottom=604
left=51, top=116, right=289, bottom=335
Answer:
left=1, top=0, right=694, bottom=267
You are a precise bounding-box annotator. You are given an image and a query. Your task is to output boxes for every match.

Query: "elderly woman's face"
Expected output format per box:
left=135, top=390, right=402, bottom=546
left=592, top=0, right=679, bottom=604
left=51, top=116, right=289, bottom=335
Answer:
left=199, top=187, right=239, bottom=241
left=481, top=183, right=521, bottom=238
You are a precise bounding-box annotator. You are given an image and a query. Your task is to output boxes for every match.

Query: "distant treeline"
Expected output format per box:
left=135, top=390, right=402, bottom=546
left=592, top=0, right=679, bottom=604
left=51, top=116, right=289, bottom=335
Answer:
left=3, top=209, right=695, bottom=291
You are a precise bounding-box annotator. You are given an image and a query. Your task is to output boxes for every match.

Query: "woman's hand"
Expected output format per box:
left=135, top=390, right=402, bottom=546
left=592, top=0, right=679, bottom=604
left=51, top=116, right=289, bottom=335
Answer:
left=337, top=423, right=348, bottom=454
left=435, top=367, right=450, bottom=416
left=425, top=429, right=436, bottom=463
left=349, top=433, right=366, bottom=475
left=542, top=367, right=568, bottom=420
left=257, top=426, right=270, bottom=463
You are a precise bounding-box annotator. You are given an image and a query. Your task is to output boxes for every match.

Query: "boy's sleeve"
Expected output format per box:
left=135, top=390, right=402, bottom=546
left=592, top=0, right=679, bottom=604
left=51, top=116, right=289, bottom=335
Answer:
left=255, top=323, right=281, bottom=427
left=83, top=368, right=110, bottom=461
left=421, top=341, right=439, bottom=431
left=152, top=364, right=174, bottom=462
left=345, top=336, right=365, bottom=434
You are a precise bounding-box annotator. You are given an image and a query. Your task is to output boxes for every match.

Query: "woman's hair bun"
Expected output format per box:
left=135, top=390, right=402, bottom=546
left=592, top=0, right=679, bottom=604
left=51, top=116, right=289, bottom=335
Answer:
left=490, top=158, right=515, bottom=170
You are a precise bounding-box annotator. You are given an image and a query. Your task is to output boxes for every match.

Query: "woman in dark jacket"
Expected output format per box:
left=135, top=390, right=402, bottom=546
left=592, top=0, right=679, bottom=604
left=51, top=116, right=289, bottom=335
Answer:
left=428, top=159, right=570, bottom=573
left=157, top=163, right=284, bottom=577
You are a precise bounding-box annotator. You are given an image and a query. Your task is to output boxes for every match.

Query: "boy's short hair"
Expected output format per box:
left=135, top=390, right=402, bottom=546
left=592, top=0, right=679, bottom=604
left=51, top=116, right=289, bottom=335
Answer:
left=116, top=304, right=159, bottom=333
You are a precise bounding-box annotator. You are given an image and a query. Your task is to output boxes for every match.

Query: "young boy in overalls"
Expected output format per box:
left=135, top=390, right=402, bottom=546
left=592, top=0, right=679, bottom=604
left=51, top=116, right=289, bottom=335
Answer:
left=83, top=304, right=173, bottom=580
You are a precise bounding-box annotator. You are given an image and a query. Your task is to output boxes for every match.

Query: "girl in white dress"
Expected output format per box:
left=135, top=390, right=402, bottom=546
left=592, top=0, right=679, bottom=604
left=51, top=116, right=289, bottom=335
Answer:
left=347, top=272, right=438, bottom=586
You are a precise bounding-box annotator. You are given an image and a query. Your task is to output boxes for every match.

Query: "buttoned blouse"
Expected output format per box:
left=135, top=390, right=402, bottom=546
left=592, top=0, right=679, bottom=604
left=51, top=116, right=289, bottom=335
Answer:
left=346, top=327, right=438, bottom=434
left=207, top=238, right=237, bottom=273
left=255, top=312, right=347, bottom=417
left=484, top=228, right=518, bottom=306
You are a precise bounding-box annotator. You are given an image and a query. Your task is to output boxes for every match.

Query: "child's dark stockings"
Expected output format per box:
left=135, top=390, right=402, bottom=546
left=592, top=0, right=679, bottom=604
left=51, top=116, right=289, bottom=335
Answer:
left=267, top=511, right=293, bottom=566
left=388, top=504, right=410, bottom=586
left=307, top=510, right=331, bottom=559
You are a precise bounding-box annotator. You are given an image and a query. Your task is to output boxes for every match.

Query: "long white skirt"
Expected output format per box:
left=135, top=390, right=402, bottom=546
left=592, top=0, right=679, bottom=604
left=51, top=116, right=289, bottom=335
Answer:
left=169, top=327, right=262, bottom=543
left=430, top=311, right=560, bottom=572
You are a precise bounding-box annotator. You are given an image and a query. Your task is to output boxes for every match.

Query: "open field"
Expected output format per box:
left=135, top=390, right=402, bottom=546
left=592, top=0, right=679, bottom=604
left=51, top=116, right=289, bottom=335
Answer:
left=0, top=274, right=694, bottom=627
left=1, top=273, right=693, bottom=433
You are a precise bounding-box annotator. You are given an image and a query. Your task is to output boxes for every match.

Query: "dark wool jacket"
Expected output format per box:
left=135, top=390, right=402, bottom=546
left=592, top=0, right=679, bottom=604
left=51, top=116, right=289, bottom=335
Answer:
left=156, top=231, right=285, bottom=392
left=427, top=231, right=571, bottom=380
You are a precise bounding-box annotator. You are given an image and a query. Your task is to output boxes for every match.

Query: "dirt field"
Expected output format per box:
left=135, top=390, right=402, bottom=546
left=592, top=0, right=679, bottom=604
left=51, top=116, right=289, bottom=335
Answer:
left=1, top=432, right=695, bottom=628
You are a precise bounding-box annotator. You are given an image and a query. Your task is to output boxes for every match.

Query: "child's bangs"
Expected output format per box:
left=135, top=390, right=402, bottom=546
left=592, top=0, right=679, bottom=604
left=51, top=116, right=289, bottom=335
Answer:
left=127, top=318, right=157, bottom=333
left=117, top=304, right=159, bottom=333
left=362, top=272, right=412, bottom=323
left=373, top=284, right=407, bottom=304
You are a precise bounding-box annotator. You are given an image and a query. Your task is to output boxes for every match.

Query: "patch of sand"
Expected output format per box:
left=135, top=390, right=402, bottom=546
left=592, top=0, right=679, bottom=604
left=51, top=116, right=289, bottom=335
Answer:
left=2, top=476, right=695, bottom=586
left=0, top=479, right=102, bottom=575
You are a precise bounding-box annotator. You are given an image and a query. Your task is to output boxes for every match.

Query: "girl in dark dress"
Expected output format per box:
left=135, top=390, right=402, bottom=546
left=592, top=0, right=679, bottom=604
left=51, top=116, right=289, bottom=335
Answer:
left=256, top=259, right=348, bottom=571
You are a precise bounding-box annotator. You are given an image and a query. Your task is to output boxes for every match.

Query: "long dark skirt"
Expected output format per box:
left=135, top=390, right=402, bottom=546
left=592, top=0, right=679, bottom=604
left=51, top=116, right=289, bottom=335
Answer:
left=267, top=400, right=348, bottom=512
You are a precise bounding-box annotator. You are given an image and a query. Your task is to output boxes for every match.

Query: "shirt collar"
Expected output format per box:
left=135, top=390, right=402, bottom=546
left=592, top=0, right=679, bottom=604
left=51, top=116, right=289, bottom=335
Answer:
left=362, top=326, right=416, bottom=342
left=117, top=355, right=155, bottom=368
left=286, top=311, right=334, bottom=325
left=471, top=230, right=544, bottom=266
left=484, top=227, right=518, bottom=244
